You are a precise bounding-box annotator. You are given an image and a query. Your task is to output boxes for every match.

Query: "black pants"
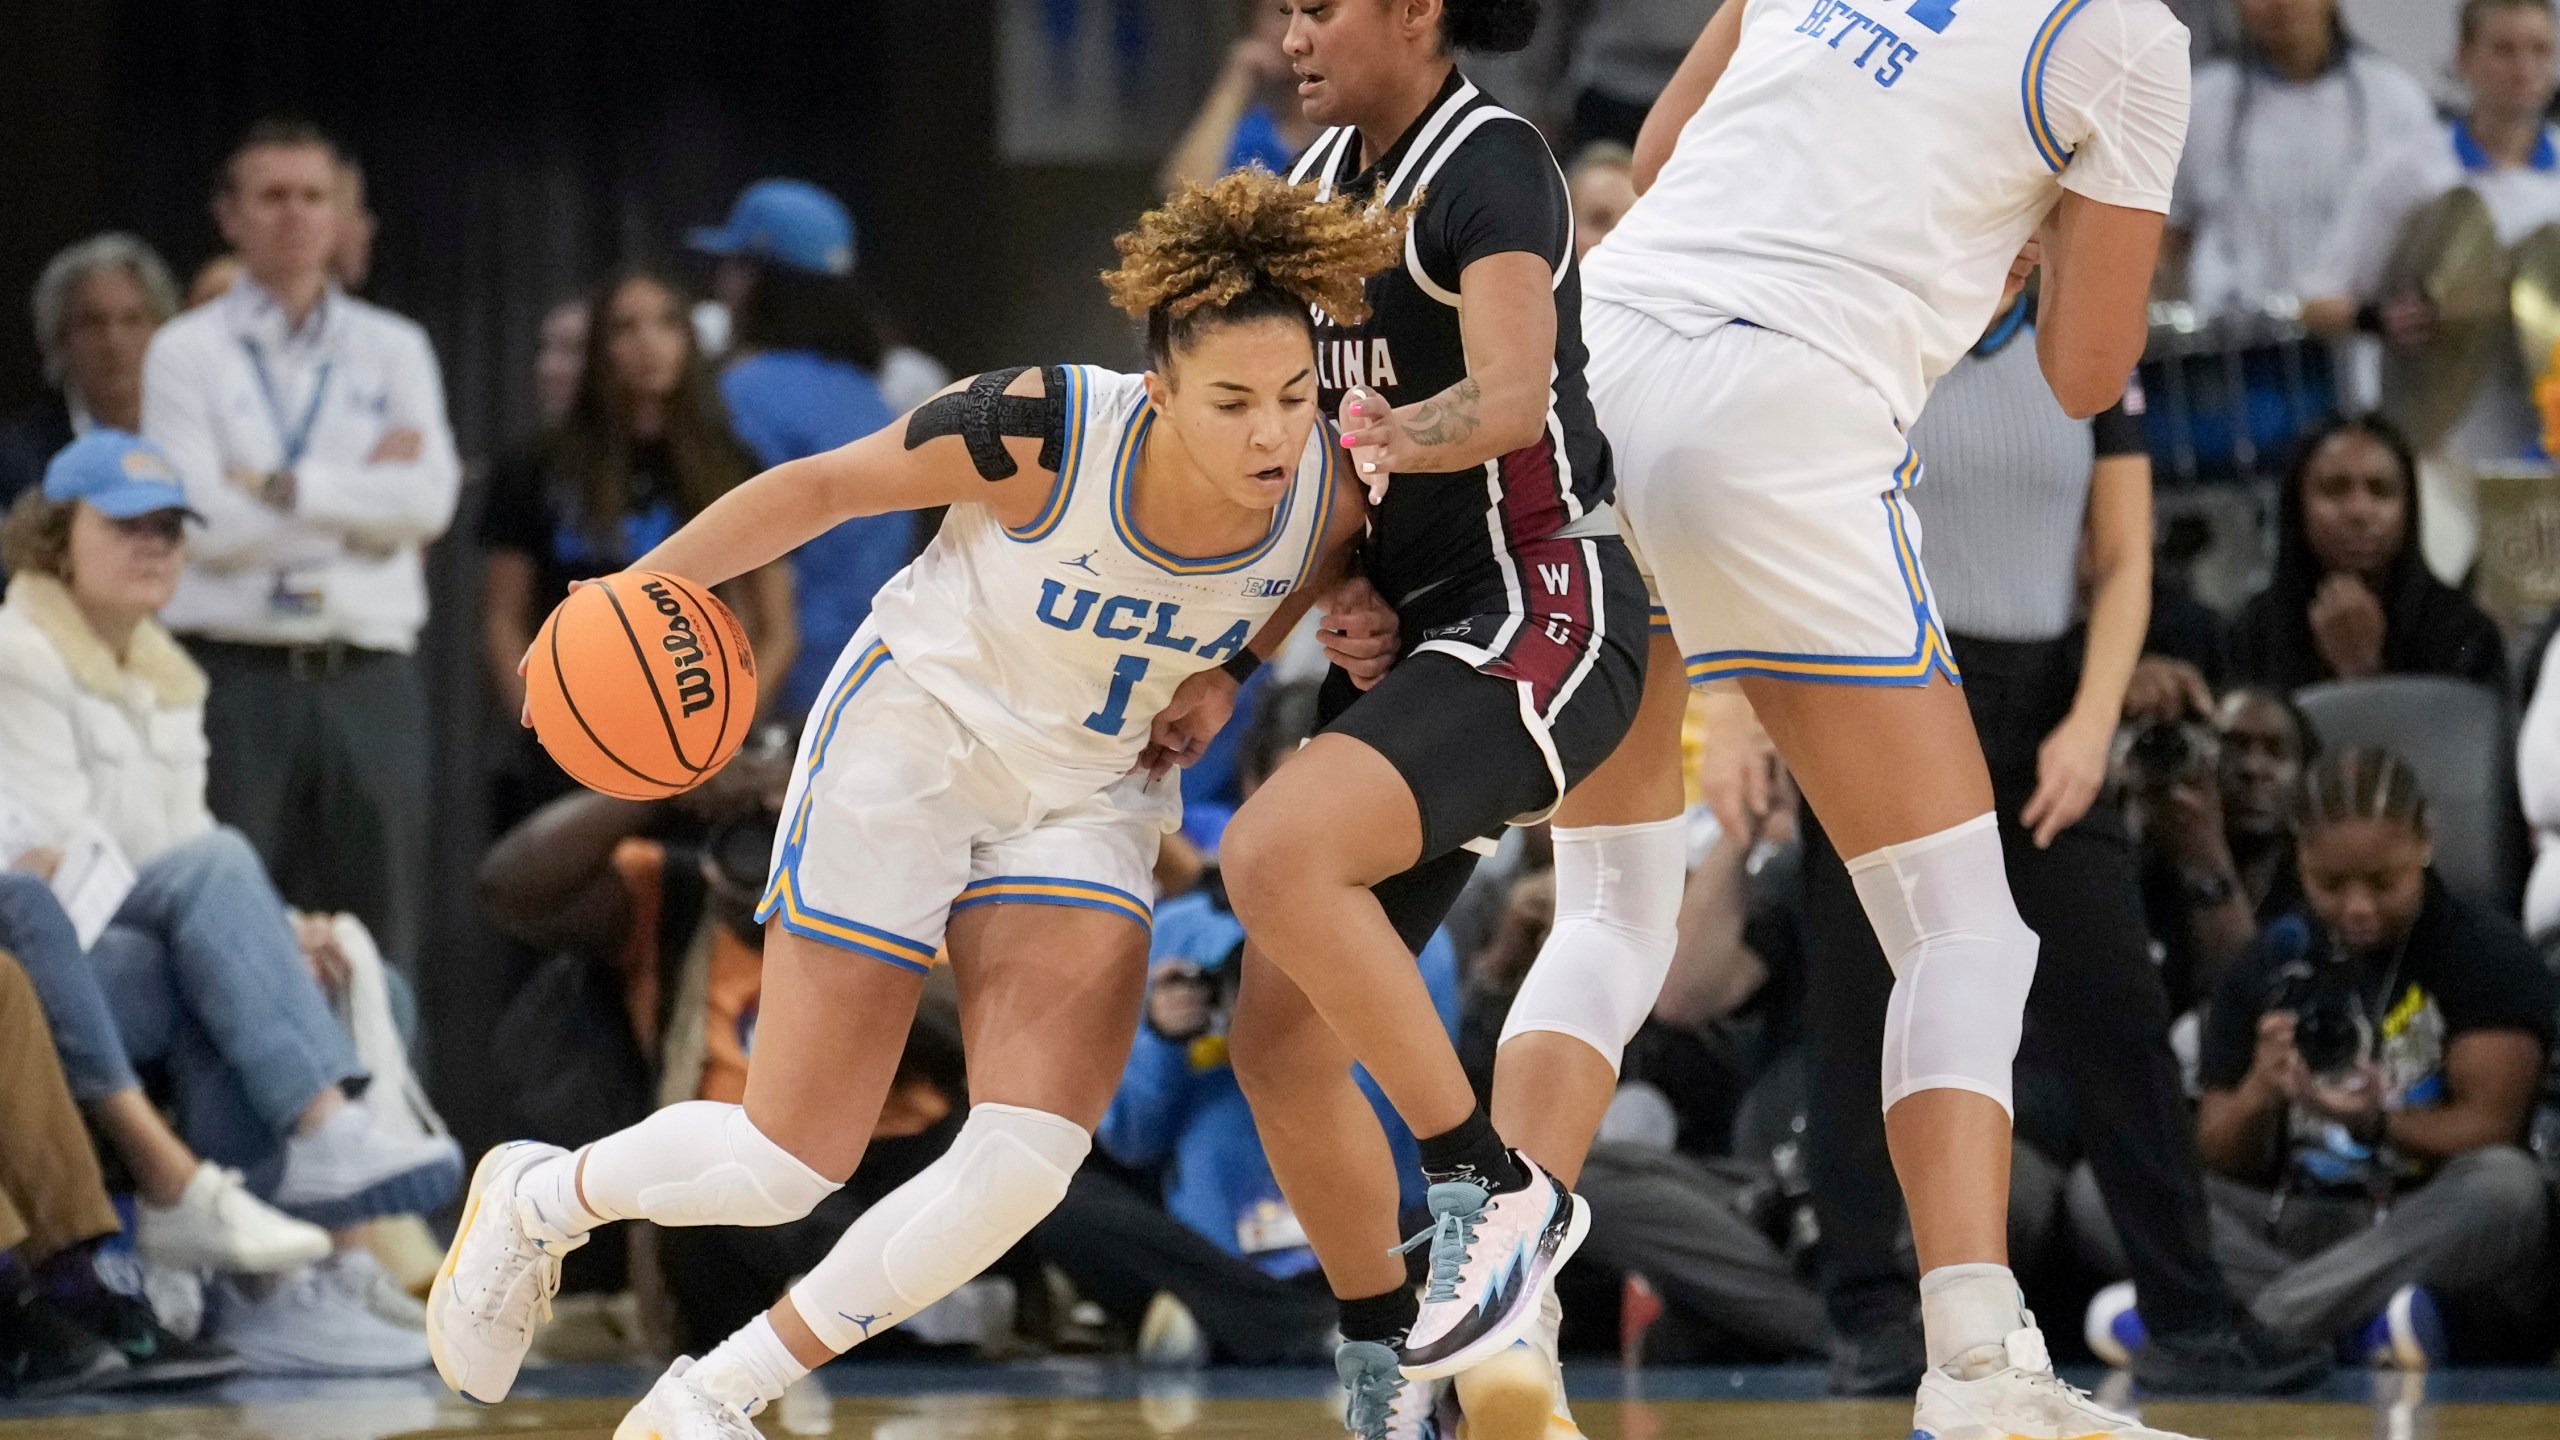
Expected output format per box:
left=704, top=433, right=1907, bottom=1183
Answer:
left=1799, top=634, right=2231, bottom=1339
left=187, top=639, right=433, bottom=976
left=1032, top=1168, right=1338, bottom=1365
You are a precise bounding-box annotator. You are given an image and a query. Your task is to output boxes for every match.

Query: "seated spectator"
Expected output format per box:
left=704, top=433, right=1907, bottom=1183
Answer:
left=531, top=297, right=588, bottom=429
left=2170, top=0, right=2437, bottom=321
left=0, top=951, right=237, bottom=1394
left=2229, top=416, right=2506, bottom=694
left=1159, top=0, right=1322, bottom=193
left=2131, top=683, right=2323, bottom=1012
left=479, top=268, right=797, bottom=818
left=2190, top=748, right=2553, bottom=1363
left=0, top=432, right=458, bottom=1373
left=687, top=180, right=939, bottom=715
left=2302, top=0, right=2560, bottom=581
left=1567, top=143, right=1638, bottom=262
left=0, top=235, right=179, bottom=515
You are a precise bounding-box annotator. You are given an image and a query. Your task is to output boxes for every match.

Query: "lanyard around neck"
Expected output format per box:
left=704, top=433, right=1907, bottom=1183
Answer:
left=240, top=338, right=333, bottom=472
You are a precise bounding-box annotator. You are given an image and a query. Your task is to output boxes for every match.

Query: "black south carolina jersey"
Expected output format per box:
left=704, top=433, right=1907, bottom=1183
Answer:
left=1288, top=71, right=1616, bottom=617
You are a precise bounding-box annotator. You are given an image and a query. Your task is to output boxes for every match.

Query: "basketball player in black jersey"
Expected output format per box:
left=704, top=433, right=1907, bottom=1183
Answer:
left=1174, top=4, right=1654, bottom=1436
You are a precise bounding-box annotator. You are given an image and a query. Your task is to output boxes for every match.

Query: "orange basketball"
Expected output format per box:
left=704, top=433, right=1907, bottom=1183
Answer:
left=526, top=571, right=758, bottom=800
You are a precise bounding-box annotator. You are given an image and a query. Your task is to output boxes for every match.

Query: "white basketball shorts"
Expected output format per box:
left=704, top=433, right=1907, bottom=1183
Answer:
left=757, top=629, right=1173, bottom=970
left=1586, top=300, right=1957, bottom=688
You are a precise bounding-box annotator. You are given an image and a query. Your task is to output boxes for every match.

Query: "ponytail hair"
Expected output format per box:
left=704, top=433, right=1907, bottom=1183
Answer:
left=1102, top=166, right=1411, bottom=368
left=2292, top=747, right=2431, bottom=839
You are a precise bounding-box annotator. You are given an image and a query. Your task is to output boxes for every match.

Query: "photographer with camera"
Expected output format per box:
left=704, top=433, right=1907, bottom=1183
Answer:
left=2193, top=748, right=2553, bottom=1365
left=2128, top=685, right=2321, bottom=1013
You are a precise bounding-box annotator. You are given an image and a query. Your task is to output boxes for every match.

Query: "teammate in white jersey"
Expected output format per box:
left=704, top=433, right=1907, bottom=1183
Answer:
left=1573, top=4, right=2193, bottom=1439
left=423, top=171, right=1386, bottom=1438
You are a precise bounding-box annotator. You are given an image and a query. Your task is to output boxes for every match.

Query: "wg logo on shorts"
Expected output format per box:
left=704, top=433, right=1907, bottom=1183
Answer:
left=1243, top=577, right=1295, bottom=599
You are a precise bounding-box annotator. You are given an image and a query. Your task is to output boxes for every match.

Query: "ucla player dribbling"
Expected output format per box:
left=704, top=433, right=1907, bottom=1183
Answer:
left=424, top=171, right=1389, bottom=1440
left=1577, top=2, right=2195, bottom=1439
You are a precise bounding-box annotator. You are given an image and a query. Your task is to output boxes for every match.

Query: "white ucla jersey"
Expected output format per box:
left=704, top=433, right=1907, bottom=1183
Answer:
left=868, top=365, right=1340, bottom=809
left=1582, top=0, right=2190, bottom=424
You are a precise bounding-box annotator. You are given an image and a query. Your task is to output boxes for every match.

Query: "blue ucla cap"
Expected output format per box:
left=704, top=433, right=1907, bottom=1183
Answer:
left=686, top=179, right=856, bottom=276
left=43, top=430, right=200, bottom=520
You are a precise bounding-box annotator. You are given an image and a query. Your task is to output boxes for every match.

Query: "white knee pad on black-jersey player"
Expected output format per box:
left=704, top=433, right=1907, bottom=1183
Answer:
left=1845, top=813, right=2037, bottom=1116
left=574, top=1101, right=840, bottom=1228
left=1497, top=817, right=1687, bottom=1075
left=790, top=1103, right=1090, bottom=1353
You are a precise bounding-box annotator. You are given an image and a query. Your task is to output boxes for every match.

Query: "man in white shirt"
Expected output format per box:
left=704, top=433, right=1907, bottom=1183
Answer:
left=142, top=118, right=460, bottom=977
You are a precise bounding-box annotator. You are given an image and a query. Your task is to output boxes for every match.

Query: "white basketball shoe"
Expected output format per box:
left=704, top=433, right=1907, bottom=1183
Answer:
left=1913, top=1325, right=2196, bottom=1440
left=1398, top=1153, right=1588, bottom=1381
left=426, top=1141, right=587, bottom=1402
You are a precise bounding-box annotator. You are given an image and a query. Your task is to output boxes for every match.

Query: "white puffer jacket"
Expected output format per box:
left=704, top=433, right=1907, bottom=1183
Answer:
left=0, top=574, right=212, bottom=864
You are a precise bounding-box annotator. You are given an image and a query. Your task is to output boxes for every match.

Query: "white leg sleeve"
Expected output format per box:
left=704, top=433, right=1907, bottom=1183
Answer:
left=787, top=1104, right=1089, bottom=1354
left=571, top=1101, right=840, bottom=1229
left=1496, top=817, right=1687, bottom=1075
left=1845, top=813, right=2037, bottom=1117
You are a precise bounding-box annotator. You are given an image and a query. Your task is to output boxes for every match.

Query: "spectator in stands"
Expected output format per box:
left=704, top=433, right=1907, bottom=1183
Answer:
left=0, top=235, right=180, bottom=514
left=532, top=298, right=588, bottom=429
left=2230, top=416, right=2506, bottom=693
left=2131, top=685, right=2323, bottom=1012
left=687, top=179, right=939, bottom=716
left=2170, top=0, right=2437, bottom=321
left=330, top=156, right=376, bottom=294
left=184, top=257, right=239, bottom=313
left=0, top=952, right=238, bottom=1395
left=479, top=268, right=797, bottom=817
left=2301, top=0, right=2560, bottom=582
left=2189, top=748, right=2552, bottom=1363
left=1160, top=0, right=1322, bottom=193
left=0, top=431, right=459, bottom=1373
left=141, top=118, right=461, bottom=977
left=1567, top=142, right=1638, bottom=262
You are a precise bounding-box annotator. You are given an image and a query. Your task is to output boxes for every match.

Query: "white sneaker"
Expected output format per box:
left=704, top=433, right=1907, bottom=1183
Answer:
left=1397, top=1154, right=1589, bottom=1381
left=1913, top=1326, right=2195, bottom=1440
left=1453, top=1285, right=1579, bottom=1439
left=427, top=1140, right=587, bottom=1403
left=614, top=1357, right=766, bottom=1440
left=211, top=1268, right=432, bottom=1375
left=1137, top=1291, right=1208, bottom=1369
left=322, top=1248, right=427, bottom=1329
left=274, top=1105, right=463, bottom=1228
left=136, top=1162, right=331, bottom=1274
left=1339, top=1339, right=1446, bottom=1439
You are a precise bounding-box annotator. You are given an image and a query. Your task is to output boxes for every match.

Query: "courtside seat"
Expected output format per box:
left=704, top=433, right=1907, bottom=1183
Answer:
left=2296, top=676, right=2526, bottom=911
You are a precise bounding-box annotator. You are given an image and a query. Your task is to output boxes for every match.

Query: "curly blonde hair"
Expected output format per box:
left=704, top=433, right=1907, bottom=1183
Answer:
left=1102, top=167, right=1410, bottom=365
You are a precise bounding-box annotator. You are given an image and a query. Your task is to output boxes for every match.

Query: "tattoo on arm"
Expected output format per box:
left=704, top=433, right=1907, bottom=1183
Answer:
left=1397, top=378, right=1483, bottom=450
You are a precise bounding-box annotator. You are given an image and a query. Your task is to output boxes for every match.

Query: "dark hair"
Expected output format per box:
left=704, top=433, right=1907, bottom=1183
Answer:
left=219, top=117, right=343, bottom=197
left=1103, top=167, right=1409, bottom=369
left=2293, top=747, right=2430, bottom=837
left=2462, top=0, right=2556, bottom=44
left=0, top=488, right=76, bottom=580
left=2219, top=684, right=2322, bottom=762
left=1442, top=0, right=1542, bottom=53
left=730, top=262, right=887, bottom=372
left=548, top=267, right=757, bottom=554
left=1238, top=678, right=1324, bottom=786
left=2268, top=412, right=2420, bottom=600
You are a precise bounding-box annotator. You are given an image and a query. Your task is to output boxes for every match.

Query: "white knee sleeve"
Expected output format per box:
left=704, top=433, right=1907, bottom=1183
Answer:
left=582, top=1101, right=841, bottom=1228
left=1497, top=818, right=1687, bottom=1075
left=1845, top=813, right=2037, bottom=1117
left=790, top=1103, right=1088, bottom=1353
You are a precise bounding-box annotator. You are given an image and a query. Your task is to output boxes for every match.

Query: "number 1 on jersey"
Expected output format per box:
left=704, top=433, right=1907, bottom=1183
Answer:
left=1084, top=654, right=1151, bottom=736
left=1903, top=0, right=1961, bottom=32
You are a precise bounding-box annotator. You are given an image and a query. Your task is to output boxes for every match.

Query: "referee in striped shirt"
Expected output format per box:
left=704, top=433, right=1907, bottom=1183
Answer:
left=1708, top=296, right=2329, bottom=1396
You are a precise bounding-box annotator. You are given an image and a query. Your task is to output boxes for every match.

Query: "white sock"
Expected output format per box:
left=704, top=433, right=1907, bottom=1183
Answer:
left=520, top=1150, right=605, bottom=1236
left=1919, top=1263, right=2025, bottom=1374
left=687, top=1313, right=808, bottom=1417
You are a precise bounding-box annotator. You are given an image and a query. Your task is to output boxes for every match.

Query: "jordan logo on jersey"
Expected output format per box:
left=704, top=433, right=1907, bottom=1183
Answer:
left=1314, top=337, right=1401, bottom=393
left=1063, top=550, right=1100, bottom=575
left=1034, top=579, right=1251, bottom=660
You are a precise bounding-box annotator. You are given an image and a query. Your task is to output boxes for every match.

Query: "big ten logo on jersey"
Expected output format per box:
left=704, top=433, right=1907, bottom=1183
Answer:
left=1033, top=579, right=1252, bottom=737
left=1794, top=0, right=1965, bottom=88
left=1314, top=336, right=1400, bottom=394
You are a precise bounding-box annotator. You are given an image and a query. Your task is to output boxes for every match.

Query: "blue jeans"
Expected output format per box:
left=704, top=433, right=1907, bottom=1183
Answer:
left=1, top=829, right=363, bottom=1191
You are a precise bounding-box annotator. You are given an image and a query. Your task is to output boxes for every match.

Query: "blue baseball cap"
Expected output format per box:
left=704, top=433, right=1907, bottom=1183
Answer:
left=43, top=430, right=199, bottom=520
left=687, top=179, right=856, bottom=276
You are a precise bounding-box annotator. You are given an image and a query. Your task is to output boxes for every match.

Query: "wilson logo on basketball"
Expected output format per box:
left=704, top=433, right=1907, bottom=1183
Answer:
left=641, top=579, right=719, bottom=716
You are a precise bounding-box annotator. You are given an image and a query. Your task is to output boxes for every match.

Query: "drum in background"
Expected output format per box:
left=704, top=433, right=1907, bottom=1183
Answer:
left=2140, top=305, right=2339, bottom=486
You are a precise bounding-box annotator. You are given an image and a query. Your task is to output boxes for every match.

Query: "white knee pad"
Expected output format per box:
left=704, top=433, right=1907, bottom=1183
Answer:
left=612, top=1102, right=841, bottom=1227
left=791, top=1103, right=1089, bottom=1353
left=1845, top=813, right=2037, bottom=1117
left=1497, top=818, right=1687, bottom=1075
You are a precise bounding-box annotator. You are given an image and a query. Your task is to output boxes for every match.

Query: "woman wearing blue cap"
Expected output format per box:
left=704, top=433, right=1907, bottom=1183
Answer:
left=689, top=179, right=954, bottom=719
